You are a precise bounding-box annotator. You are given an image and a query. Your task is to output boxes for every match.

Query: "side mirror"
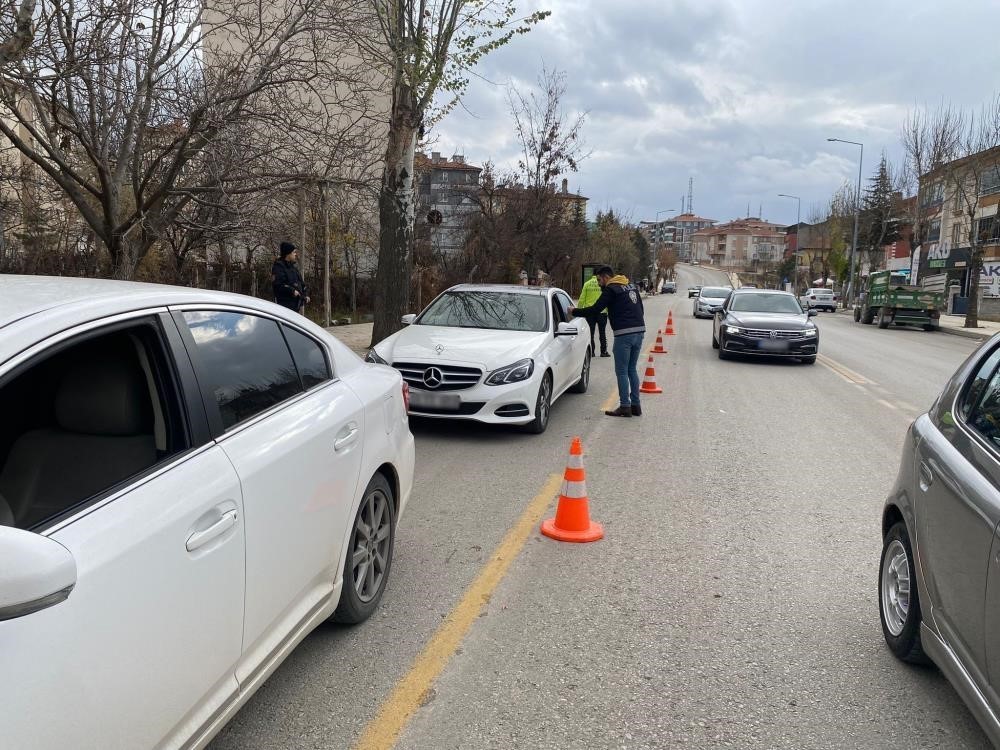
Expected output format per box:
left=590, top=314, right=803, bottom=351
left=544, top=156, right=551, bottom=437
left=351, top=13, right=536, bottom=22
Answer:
left=0, top=526, right=77, bottom=621
left=556, top=321, right=578, bottom=337
left=808, top=309, right=819, bottom=317
left=401, top=314, right=417, bottom=326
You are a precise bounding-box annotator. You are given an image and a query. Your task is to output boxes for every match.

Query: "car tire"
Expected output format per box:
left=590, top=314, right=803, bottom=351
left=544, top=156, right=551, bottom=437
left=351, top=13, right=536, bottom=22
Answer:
left=922, top=324, right=937, bottom=332
left=862, top=306, right=876, bottom=325
left=523, top=372, right=552, bottom=434
left=569, top=350, right=590, bottom=394
left=853, top=306, right=862, bottom=323
left=801, top=356, right=816, bottom=364
left=331, top=473, right=395, bottom=625
left=878, top=307, right=892, bottom=329
left=879, top=521, right=930, bottom=664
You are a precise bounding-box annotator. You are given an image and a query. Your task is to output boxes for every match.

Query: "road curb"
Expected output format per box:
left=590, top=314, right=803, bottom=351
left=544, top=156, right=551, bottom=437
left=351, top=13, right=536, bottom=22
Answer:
left=938, top=326, right=993, bottom=342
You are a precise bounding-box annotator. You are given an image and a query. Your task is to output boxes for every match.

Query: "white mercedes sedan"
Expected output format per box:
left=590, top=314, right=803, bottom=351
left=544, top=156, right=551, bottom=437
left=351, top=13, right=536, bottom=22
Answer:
left=366, top=284, right=591, bottom=434
left=0, top=275, right=414, bottom=750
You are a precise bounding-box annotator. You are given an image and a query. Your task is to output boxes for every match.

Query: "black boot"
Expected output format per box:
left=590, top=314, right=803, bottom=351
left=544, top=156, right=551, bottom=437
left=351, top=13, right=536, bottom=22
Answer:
left=604, top=406, right=632, bottom=417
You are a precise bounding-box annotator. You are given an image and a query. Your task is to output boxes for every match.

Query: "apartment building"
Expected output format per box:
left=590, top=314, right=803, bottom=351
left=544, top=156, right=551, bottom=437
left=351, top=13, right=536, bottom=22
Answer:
left=691, top=217, right=784, bottom=275
left=415, top=151, right=483, bottom=256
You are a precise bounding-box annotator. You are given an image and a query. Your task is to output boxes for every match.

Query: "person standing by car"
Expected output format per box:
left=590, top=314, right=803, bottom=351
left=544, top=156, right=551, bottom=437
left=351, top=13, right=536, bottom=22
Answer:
left=570, top=265, right=646, bottom=417
left=577, top=272, right=609, bottom=358
left=272, top=242, right=310, bottom=313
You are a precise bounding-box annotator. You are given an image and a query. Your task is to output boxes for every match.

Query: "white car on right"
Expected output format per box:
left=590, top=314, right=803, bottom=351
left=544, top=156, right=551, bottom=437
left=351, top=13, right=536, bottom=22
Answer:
left=799, top=287, right=837, bottom=312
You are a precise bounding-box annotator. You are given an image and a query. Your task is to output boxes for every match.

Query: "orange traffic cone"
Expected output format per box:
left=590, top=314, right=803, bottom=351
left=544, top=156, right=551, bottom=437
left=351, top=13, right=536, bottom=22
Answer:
left=651, top=329, right=668, bottom=354
left=664, top=310, right=676, bottom=336
left=639, top=354, right=663, bottom=394
left=541, top=438, right=604, bottom=543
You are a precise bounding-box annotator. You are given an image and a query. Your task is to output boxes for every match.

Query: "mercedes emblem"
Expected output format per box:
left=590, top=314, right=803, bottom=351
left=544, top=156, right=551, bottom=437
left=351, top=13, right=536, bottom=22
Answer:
left=435, top=344, right=444, bottom=355
left=423, top=367, right=444, bottom=389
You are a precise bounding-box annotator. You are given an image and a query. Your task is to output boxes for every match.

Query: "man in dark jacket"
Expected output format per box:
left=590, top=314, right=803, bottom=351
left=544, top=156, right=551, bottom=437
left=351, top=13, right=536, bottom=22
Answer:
left=272, top=242, right=309, bottom=313
left=570, top=265, right=646, bottom=417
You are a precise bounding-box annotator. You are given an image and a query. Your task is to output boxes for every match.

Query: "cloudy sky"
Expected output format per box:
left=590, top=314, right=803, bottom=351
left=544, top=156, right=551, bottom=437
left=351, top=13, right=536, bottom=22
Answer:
left=433, top=0, right=999, bottom=227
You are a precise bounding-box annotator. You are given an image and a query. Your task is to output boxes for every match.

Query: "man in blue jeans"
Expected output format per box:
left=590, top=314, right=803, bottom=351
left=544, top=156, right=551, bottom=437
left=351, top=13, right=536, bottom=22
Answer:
left=570, top=266, right=646, bottom=417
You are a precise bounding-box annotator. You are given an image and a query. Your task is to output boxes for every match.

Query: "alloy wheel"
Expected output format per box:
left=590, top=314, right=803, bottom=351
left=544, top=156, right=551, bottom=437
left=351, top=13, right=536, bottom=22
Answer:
left=881, top=539, right=910, bottom=637
left=350, top=486, right=392, bottom=603
left=538, top=375, right=551, bottom=427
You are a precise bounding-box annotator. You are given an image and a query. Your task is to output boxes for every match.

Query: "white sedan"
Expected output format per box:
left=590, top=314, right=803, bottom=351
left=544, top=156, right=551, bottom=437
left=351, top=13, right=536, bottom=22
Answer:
left=366, top=284, right=591, bottom=434
left=0, top=275, right=414, bottom=749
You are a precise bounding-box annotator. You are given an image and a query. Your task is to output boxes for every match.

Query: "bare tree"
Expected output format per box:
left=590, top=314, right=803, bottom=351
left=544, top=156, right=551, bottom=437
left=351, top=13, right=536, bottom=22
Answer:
left=365, top=0, right=549, bottom=346
left=0, top=0, right=36, bottom=67
left=0, top=0, right=378, bottom=279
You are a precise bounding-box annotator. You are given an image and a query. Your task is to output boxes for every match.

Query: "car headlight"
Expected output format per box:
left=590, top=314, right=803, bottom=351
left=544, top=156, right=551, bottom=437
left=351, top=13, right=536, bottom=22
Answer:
left=485, top=358, right=534, bottom=386
left=726, top=325, right=743, bottom=335
left=800, top=328, right=817, bottom=338
left=365, top=348, right=388, bottom=365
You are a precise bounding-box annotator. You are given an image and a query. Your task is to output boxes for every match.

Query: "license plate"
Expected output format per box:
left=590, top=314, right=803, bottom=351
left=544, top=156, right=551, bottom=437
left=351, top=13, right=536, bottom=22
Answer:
left=757, top=339, right=790, bottom=352
left=409, top=390, right=461, bottom=411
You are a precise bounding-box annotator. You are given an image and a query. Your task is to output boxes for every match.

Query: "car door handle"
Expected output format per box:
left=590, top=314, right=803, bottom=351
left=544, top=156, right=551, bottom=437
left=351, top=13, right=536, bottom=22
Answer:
left=186, top=510, right=238, bottom=552
left=335, top=422, right=360, bottom=451
left=919, top=461, right=934, bottom=491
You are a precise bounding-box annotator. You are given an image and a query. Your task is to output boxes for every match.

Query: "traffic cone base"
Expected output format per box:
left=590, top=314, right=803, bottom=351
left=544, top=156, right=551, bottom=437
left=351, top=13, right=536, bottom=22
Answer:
left=651, top=329, right=667, bottom=354
left=639, top=354, right=662, bottom=394
left=542, top=516, right=604, bottom=543
left=541, top=437, right=603, bottom=544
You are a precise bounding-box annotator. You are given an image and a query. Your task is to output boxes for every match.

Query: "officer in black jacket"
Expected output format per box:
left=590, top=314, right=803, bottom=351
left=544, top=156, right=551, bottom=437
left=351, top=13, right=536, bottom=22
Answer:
left=570, top=265, right=646, bottom=418
left=272, top=242, right=309, bottom=313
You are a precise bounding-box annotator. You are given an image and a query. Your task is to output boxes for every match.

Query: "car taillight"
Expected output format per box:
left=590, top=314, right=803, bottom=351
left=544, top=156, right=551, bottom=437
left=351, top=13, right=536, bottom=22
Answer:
left=401, top=381, right=410, bottom=412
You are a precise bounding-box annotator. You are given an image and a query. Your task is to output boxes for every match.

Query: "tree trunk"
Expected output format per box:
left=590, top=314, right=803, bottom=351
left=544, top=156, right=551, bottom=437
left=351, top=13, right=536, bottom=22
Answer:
left=967, top=247, right=983, bottom=328
left=371, top=85, right=420, bottom=347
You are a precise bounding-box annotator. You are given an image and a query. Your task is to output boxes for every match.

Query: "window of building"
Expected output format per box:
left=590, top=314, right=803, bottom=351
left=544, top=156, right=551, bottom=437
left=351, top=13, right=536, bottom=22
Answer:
left=980, top=167, right=1000, bottom=197
left=921, top=181, right=944, bottom=207
left=952, top=222, right=963, bottom=246
left=928, top=219, right=941, bottom=243
left=183, top=311, right=303, bottom=430
left=977, top=216, right=1000, bottom=245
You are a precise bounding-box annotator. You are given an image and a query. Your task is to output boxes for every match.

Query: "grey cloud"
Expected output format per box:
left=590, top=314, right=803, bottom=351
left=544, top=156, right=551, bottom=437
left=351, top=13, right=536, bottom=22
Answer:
left=433, top=0, right=1000, bottom=225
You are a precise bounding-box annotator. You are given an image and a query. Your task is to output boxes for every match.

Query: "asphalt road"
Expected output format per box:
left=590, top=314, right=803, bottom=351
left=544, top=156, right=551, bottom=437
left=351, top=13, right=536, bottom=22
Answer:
left=211, top=265, right=990, bottom=749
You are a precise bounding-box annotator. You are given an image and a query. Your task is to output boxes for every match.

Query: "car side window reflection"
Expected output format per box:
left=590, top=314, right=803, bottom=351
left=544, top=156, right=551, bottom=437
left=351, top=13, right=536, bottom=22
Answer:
left=183, top=311, right=303, bottom=430
left=960, top=347, right=1000, bottom=423
left=968, top=371, right=1000, bottom=449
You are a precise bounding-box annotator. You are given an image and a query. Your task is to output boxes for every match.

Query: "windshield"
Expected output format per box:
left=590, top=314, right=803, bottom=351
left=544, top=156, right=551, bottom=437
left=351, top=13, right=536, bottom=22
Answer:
left=731, top=293, right=804, bottom=314
left=700, top=287, right=731, bottom=299
left=417, top=291, right=548, bottom=332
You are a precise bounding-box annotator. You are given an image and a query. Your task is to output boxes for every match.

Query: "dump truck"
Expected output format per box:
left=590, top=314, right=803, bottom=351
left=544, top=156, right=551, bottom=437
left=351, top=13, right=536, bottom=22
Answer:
left=853, top=270, right=945, bottom=330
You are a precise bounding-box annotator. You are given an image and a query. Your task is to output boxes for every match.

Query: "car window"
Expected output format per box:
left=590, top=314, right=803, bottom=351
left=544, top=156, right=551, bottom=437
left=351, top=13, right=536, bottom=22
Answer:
left=700, top=287, right=731, bottom=298
left=554, top=292, right=574, bottom=321
left=550, top=296, right=565, bottom=327
left=282, top=325, right=332, bottom=389
left=730, top=293, right=802, bottom=314
left=0, top=323, right=188, bottom=531
left=416, top=291, right=548, bottom=332
left=960, top=347, right=1000, bottom=422
left=183, top=311, right=303, bottom=430
left=967, top=368, right=1000, bottom=450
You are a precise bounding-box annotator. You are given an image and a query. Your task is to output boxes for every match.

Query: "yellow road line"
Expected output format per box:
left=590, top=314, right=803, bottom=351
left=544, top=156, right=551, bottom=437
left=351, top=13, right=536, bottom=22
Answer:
left=816, top=353, right=870, bottom=385
left=353, top=472, right=564, bottom=750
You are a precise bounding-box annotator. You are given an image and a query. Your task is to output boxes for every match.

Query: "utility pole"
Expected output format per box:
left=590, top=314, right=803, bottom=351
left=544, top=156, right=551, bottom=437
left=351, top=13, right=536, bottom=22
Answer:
left=319, top=180, right=331, bottom=327
left=828, top=138, right=864, bottom=307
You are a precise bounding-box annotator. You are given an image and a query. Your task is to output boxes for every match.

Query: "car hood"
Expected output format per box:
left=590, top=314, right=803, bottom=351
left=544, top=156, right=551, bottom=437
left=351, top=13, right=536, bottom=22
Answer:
left=376, top=325, right=551, bottom=370
left=726, top=312, right=813, bottom=330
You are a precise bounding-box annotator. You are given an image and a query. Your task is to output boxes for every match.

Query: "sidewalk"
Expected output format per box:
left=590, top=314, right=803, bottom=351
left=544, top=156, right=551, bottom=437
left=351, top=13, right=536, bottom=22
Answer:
left=835, top=308, right=1000, bottom=342
left=325, top=322, right=374, bottom=356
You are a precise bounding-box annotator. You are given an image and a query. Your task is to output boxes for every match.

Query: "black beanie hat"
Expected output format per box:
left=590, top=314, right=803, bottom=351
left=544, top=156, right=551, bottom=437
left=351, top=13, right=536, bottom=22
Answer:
left=279, top=241, right=297, bottom=258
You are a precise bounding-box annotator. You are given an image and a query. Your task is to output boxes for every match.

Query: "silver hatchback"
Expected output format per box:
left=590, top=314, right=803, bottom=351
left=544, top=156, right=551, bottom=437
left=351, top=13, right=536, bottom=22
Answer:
left=880, top=334, right=1000, bottom=744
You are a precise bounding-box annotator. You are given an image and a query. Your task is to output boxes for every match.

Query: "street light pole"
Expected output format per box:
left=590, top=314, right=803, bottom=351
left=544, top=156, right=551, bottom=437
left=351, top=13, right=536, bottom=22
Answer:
left=778, top=193, right=801, bottom=292
left=827, top=138, right=864, bottom=308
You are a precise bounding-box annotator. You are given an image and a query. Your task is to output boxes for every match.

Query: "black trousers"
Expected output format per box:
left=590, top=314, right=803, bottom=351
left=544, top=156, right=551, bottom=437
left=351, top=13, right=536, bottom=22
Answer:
left=588, top=313, right=608, bottom=354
